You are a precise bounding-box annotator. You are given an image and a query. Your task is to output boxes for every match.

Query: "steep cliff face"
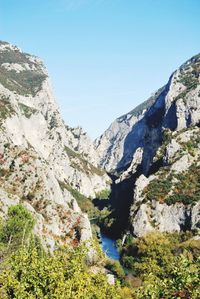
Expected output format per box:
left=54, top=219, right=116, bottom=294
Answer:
left=94, top=89, right=163, bottom=172
left=0, top=41, right=110, bottom=249
left=131, top=127, right=200, bottom=236
left=96, top=53, right=200, bottom=237
left=96, top=54, right=200, bottom=174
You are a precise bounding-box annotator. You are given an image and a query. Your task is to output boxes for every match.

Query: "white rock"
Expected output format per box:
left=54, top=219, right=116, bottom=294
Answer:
left=0, top=41, right=110, bottom=249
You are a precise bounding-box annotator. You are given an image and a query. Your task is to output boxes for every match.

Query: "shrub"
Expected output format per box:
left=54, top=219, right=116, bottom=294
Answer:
left=120, top=231, right=200, bottom=298
left=0, top=245, right=122, bottom=299
left=0, top=204, right=35, bottom=247
left=105, top=259, right=125, bottom=280
left=96, top=189, right=111, bottom=200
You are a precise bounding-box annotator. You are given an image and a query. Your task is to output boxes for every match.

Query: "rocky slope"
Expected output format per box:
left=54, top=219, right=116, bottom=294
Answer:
left=0, top=41, right=110, bottom=250
left=96, top=53, right=200, bottom=237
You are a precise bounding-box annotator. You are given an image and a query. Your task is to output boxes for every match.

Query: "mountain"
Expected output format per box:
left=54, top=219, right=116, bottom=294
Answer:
left=94, top=87, right=164, bottom=172
left=0, top=40, right=199, bottom=297
left=96, top=53, right=200, bottom=237
left=0, top=41, right=110, bottom=250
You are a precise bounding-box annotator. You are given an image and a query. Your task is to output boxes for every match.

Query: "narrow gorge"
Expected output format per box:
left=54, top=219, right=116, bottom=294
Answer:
left=0, top=41, right=199, bottom=298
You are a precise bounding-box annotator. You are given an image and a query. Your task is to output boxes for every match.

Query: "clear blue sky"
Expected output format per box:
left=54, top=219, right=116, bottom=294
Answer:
left=0, top=0, right=200, bottom=139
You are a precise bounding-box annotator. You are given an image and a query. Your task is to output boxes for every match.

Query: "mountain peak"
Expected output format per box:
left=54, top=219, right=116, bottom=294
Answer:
left=0, top=40, right=47, bottom=96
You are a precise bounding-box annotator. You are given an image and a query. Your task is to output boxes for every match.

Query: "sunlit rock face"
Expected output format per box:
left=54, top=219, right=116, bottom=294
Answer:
left=0, top=41, right=110, bottom=250
left=96, top=53, right=200, bottom=236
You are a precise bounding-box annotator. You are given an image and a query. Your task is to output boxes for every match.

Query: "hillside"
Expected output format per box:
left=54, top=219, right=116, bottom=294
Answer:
left=0, top=41, right=110, bottom=250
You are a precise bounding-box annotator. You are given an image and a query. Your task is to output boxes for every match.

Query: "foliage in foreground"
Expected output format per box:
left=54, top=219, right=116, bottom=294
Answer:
left=0, top=245, right=122, bottom=299
left=0, top=204, right=200, bottom=298
left=121, top=231, right=200, bottom=298
left=0, top=204, right=122, bottom=299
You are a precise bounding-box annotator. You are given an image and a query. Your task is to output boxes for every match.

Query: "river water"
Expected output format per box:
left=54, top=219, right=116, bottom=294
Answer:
left=100, top=233, right=120, bottom=260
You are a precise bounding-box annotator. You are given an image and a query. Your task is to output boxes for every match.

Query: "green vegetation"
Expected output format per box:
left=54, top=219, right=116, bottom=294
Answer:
left=0, top=204, right=122, bottom=299
left=179, top=74, right=199, bottom=90
left=0, top=49, right=47, bottom=96
left=0, top=204, right=199, bottom=298
left=120, top=231, right=200, bottom=298
left=58, top=180, right=97, bottom=217
left=0, top=97, right=15, bottom=122
left=0, top=68, right=47, bottom=96
left=58, top=180, right=111, bottom=223
left=105, top=259, right=125, bottom=281
left=144, top=160, right=200, bottom=206
left=49, top=113, right=58, bottom=129
left=0, top=204, right=35, bottom=251
left=176, top=70, right=199, bottom=101
left=0, top=245, right=122, bottom=299
left=18, top=102, right=37, bottom=118
left=144, top=170, right=173, bottom=203
left=65, top=146, right=105, bottom=176
left=165, top=164, right=200, bottom=205
left=95, top=189, right=111, bottom=200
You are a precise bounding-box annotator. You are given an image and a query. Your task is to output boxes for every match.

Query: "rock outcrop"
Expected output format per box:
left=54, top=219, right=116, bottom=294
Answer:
left=130, top=126, right=200, bottom=236
left=0, top=41, right=110, bottom=249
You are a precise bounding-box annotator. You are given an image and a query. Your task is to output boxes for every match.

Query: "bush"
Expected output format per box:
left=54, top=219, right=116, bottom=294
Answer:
left=95, top=189, right=111, bottom=200
left=0, top=245, right=122, bottom=299
left=120, top=231, right=200, bottom=298
left=105, top=259, right=125, bottom=280
left=0, top=204, right=35, bottom=247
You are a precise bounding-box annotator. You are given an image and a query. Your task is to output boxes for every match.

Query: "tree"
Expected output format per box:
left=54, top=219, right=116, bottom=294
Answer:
left=0, top=204, right=35, bottom=248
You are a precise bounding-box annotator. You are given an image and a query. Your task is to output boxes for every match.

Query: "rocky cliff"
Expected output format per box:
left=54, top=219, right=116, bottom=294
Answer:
left=94, top=87, right=164, bottom=172
left=1, top=40, right=200, bottom=246
left=0, top=41, right=110, bottom=250
left=96, top=53, right=200, bottom=237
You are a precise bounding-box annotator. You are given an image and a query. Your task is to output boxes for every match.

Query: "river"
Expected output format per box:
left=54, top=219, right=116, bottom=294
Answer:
left=100, top=232, right=120, bottom=260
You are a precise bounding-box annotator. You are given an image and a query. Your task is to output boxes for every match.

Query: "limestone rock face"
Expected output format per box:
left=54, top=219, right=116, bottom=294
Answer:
left=115, top=147, right=143, bottom=184
left=0, top=41, right=110, bottom=249
left=96, top=53, right=200, bottom=237
left=96, top=54, right=200, bottom=174
left=130, top=125, right=200, bottom=236
left=94, top=89, right=163, bottom=171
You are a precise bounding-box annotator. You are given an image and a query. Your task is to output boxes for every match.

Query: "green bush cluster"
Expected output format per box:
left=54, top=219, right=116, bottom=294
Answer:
left=18, top=103, right=37, bottom=118
left=0, top=245, right=122, bottom=299
left=0, top=204, right=35, bottom=251
left=144, top=172, right=173, bottom=203
left=0, top=204, right=123, bottom=298
left=0, top=97, right=15, bottom=122
left=105, top=260, right=125, bottom=281
left=120, top=231, right=200, bottom=298
left=0, top=204, right=199, bottom=298
left=165, top=164, right=200, bottom=205
left=144, top=162, right=200, bottom=206
left=95, top=189, right=111, bottom=200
